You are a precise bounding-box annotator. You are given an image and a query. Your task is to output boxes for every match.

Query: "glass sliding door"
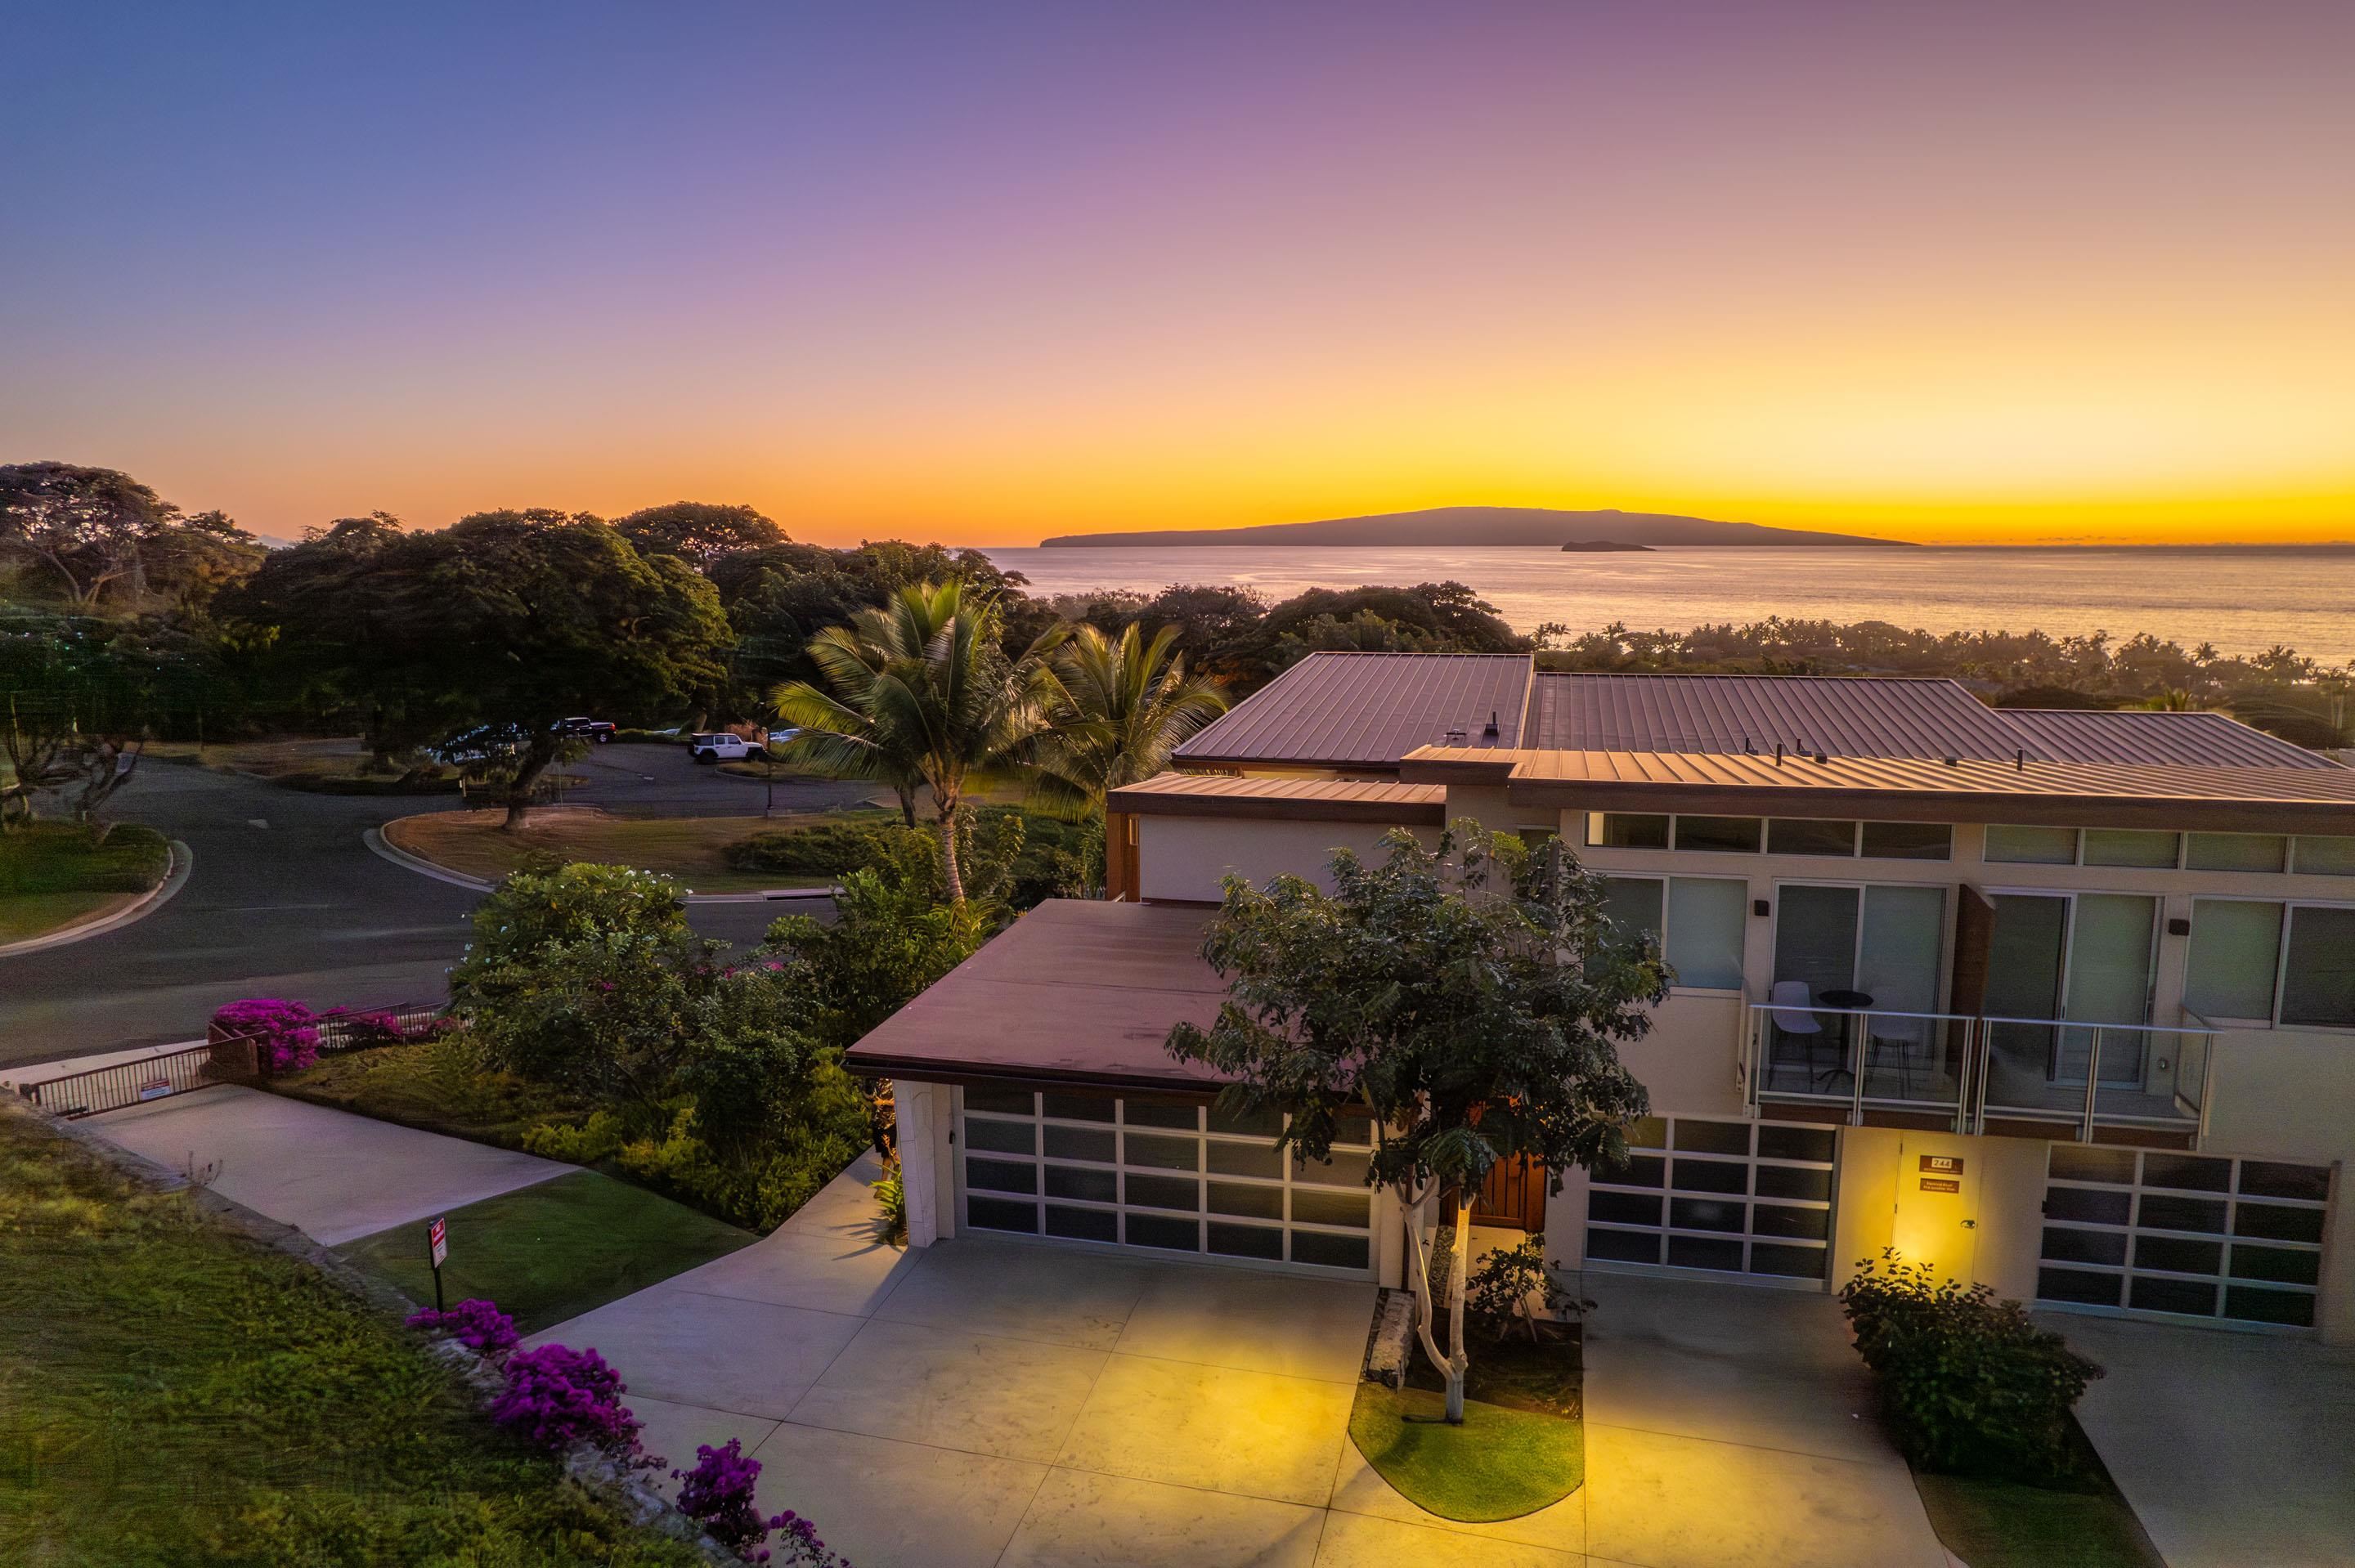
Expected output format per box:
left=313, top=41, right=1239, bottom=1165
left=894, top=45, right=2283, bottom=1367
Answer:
left=1770, top=883, right=1947, bottom=1100
left=2062, top=894, right=2159, bottom=1086
left=1985, top=894, right=2069, bottom=1092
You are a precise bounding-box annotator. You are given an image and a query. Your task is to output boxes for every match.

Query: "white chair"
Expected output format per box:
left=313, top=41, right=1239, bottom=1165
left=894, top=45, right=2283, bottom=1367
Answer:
left=1767, top=981, right=1827, bottom=1086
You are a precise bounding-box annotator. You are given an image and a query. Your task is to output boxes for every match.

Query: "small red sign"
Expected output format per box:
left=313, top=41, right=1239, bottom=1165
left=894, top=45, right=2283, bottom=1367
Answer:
left=428, top=1216, right=448, bottom=1267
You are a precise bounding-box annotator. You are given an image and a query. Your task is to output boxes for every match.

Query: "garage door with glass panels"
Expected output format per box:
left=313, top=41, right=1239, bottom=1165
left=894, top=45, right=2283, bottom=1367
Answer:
left=1584, top=1116, right=1838, bottom=1281
left=2038, top=1145, right=2332, bottom=1328
left=956, top=1086, right=1375, bottom=1275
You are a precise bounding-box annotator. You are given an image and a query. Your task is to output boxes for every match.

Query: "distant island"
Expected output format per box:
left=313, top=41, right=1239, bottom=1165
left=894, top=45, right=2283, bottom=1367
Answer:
left=1039, top=506, right=1913, bottom=549
left=1561, top=540, right=1652, bottom=553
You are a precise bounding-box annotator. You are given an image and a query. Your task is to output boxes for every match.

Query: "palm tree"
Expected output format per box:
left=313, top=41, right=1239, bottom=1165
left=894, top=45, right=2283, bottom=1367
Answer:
left=1033, top=622, right=1228, bottom=815
left=769, top=580, right=1059, bottom=904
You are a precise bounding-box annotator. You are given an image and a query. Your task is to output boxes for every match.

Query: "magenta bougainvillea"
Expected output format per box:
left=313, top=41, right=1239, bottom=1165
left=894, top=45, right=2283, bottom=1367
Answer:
left=406, top=1298, right=521, bottom=1360
left=488, top=1343, right=646, bottom=1458
left=671, top=1441, right=850, bottom=1566
left=209, top=997, right=322, bottom=1072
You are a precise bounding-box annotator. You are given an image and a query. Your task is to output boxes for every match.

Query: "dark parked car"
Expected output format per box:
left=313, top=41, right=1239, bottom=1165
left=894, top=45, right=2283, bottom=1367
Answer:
left=555, top=717, right=617, bottom=742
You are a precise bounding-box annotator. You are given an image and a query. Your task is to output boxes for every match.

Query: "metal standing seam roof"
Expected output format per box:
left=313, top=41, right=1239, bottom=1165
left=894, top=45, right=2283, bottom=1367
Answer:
left=1173, top=652, right=1533, bottom=767
left=2001, top=709, right=2341, bottom=771
left=1524, top=673, right=2036, bottom=760
left=1106, top=773, right=1448, bottom=823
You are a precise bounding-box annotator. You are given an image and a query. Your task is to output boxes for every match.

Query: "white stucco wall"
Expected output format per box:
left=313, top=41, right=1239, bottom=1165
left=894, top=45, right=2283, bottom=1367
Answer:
left=1137, top=816, right=1436, bottom=903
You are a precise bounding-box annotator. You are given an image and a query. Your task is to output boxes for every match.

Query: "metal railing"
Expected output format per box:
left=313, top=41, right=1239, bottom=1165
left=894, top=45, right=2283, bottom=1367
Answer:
left=16, top=1001, right=447, bottom=1120
left=1744, top=998, right=2218, bottom=1143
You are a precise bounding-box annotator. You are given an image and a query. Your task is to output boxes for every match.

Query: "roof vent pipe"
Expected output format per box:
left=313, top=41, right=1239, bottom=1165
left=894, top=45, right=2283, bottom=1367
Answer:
left=1483, top=710, right=1500, bottom=741
left=2016, top=748, right=2026, bottom=772
left=1774, top=742, right=1785, bottom=766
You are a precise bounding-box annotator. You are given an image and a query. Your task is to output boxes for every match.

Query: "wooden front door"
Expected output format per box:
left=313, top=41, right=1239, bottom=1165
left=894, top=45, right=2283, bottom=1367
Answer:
left=1469, top=1155, right=1547, bottom=1232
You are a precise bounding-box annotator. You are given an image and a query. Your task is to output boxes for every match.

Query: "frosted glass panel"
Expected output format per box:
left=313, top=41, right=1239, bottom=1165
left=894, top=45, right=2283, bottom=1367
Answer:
left=1666, top=877, right=1747, bottom=989
left=2063, top=894, right=2156, bottom=1086
left=1858, top=885, right=1945, bottom=1014
left=1601, top=877, right=1664, bottom=947
left=2294, top=836, right=2355, bottom=876
left=2187, top=834, right=2286, bottom=873
left=2186, top=900, right=2283, bottom=1019
left=2084, top=830, right=2179, bottom=869
left=1986, top=825, right=2078, bottom=864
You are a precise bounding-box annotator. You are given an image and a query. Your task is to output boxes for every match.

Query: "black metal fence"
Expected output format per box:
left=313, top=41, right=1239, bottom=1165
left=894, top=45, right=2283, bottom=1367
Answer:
left=16, top=1001, right=448, bottom=1119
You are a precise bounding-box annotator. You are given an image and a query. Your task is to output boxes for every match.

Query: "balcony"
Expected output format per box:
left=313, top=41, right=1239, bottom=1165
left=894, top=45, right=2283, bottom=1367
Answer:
left=1742, top=998, right=2216, bottom=1146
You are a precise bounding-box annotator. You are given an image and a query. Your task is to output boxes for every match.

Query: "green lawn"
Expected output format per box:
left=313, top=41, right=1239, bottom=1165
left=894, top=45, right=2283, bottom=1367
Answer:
left=273, top=1036, right=596, bottom=1149
left=1348, top=1381, right=1585, bottom=1521
left=0, top=822, right=169, bottom=943
left=0, top=1105, right=700, bottom=1568
left=337, top=1168, right=754, bottom=1333
left=1915, top=1470, right=2166, bottom=1568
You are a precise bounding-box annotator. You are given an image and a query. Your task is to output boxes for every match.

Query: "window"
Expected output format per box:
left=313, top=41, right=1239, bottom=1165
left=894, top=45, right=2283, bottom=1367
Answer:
left=2183, top=899, right=2355, bottom=1029
left=2186, top=901, right=2285, bottom=1019
left=1985, top=825, right=2079, bottom=864
left=2281, top=907, right=2355, bottom=1029
left=2084, top=830, right=2180, bottom=869
left=1768, top=818, right=1857, bottom=857
left=1603, top=875, right=1747, bottom=989
left=2296, top=836, right=2355, bottom=876
left=1587, top=813, right=1668, bottom=849
left=1862, top=822, right=1953, bottom=860
left=1675, top=816, right=1763, bottom=853
left=2187, top=834, right=2287, bottom=873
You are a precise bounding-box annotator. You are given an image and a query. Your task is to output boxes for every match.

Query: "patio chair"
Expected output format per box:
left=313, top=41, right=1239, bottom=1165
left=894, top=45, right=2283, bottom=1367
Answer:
left=1865, top=1015, right=1934, bottom=1100
left=1766, top=981, right=1830, bottom=1088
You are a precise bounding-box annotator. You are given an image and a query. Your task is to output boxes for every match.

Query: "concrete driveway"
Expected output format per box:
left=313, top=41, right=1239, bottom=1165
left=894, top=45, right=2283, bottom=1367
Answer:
left=2058, top=1312, right=2355, bottom=1568
left=534, top=1163, right=1945, bottom=1568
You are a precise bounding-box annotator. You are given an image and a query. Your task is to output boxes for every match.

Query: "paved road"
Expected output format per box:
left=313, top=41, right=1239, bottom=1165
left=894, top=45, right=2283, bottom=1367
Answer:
left=0, top=745, right=857, bottom=1069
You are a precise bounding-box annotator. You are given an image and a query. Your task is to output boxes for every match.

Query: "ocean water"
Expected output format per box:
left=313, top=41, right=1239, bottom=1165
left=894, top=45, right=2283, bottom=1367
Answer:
left=982, top=545, right=2355, bottom=663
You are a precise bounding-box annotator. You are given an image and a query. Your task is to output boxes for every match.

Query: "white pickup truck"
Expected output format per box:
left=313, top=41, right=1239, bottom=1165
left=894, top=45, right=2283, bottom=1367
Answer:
left=687, top=732, right=765, bottom=763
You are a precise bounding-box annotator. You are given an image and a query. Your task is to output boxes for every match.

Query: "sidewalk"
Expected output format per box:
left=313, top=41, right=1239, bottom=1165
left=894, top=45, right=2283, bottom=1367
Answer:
left=87, top=1083, right=568, bottom=1245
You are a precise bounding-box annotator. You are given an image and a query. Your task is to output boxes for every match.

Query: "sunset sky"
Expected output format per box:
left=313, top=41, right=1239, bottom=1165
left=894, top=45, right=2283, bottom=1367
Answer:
left=7, top=2, right=2352, bottom=546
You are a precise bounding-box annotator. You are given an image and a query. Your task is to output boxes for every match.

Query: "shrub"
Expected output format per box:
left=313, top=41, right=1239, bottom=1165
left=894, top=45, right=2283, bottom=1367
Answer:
left=523, top=1109, right=629, bottom=1164
left=873, top=1160, right=907, bottom=1245
left=1465, top=1233, right=1574, bottom=1342
left=724, top=820, right=894, bottom=877
left=407, top=1298, right=522, bottom=1361
left=1841, top=1250, right=2102, bottom=1481
left=671, top=1440, right=853, bottom=1566
left=211, top=997, right=322, bottom=1073
left=490, top=1344, right=648, bottom=1461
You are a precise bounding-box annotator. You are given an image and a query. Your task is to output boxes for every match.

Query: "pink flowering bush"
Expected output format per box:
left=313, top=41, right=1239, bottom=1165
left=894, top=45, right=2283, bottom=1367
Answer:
left=406, top=1298, right=521, bottom=1360
left=488, top=1344, right=647, bottom=1459
left=672, top=1441, right=850, bottom=1566
left=209, top=997, right=322, bottom=1073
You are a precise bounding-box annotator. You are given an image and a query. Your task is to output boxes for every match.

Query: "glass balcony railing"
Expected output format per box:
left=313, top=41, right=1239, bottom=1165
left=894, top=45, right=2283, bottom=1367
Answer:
left=1743, top=999, right=2217, bottom=1142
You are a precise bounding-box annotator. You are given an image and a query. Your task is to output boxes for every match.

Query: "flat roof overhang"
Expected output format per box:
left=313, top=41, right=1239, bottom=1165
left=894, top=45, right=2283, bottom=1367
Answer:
left=1402, top=746, right=2355, bottom=836
left=845, top=898, right=1237, bottom=1094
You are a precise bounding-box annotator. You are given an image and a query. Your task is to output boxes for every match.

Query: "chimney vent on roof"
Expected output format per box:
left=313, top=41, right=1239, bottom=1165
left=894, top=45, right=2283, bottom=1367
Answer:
left=1813, top=750, right=1828, bottom=764
left=1944, top=755, right=1960, bottom=768
left=1743, top=737, right=1756, bottom=755
left=1483, top=710, right=1500, bottom=741
left=2016, top=748, right=2026, bottom=772
left=1774, top=742, right=1785, bottom=766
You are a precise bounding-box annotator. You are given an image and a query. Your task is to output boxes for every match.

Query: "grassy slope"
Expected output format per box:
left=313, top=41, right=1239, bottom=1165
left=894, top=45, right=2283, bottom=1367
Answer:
left=1915, top=1472, right=2167, bottom=1568
left=337, top=1168, right=754, bottom=1333
left=0, top=1108, right=698, bottom=1568
left=0, top=823, right=170, bottom=943
left=384, top=807, right=843, bottom=891
left=272, top=1037, right=594, bottom=1149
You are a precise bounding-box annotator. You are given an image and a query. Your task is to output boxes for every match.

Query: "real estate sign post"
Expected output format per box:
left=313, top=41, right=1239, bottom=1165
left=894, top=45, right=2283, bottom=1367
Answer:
left=428, top=1216, right=448, bottom=1312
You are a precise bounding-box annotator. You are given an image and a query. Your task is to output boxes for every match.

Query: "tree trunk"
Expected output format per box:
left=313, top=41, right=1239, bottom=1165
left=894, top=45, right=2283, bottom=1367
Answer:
left=935, top=804, right=965, bottom=903
left=501, top=732, right=558, bottom=831
left=1442, top=1186, right=1470, bottom=1423
left=895, top=786, right=918, bottom=829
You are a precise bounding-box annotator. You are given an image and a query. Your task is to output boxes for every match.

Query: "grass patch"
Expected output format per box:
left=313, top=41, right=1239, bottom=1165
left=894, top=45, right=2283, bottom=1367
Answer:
left=273, top=1036, right=594, bottom=1150
left=384, top=806, right=846, bottom=891
left=336, top=1168, right=753, bottom=1333
left=1915, top=1472, right=2165, bottom=1568
left=0, top=1105, right=700, bottom=1567
left=0, top=823, right=169, bottom=943
left=1348, top=1382, right=1584, bottom=1521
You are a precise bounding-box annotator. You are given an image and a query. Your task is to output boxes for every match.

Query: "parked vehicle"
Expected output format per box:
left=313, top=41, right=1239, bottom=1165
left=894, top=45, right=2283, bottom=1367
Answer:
left=555, top=717, right=617, bottom=742
left=689, top=732, right=765, bottom=763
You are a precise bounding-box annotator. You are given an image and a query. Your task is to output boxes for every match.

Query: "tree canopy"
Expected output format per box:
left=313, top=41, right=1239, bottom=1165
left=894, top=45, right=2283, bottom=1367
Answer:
left=0, top=463, right=261, bottom=611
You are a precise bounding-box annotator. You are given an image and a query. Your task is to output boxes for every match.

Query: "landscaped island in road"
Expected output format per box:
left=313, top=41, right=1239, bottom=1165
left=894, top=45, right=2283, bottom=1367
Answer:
left=0, top=822, right=171, bottom=946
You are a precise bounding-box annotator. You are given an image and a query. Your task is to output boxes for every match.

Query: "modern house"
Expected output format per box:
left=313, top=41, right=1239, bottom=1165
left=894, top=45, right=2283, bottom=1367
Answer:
left=850, top=653, right=2355, bottom=1343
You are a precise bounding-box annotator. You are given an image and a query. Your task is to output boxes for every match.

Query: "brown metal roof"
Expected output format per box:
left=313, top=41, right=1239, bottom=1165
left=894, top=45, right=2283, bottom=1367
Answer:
left=1108, top=773, right=1447, bottom=825
left=1174, top=652, right=1532, bottom=768
left=845, top=899, right=1233, bottom=1091
left=1401, top=746, right=2355, bottom=833
left=1526, top=673, right=2033, bottom=760
left=2002, top=709, right=2338, bottom=771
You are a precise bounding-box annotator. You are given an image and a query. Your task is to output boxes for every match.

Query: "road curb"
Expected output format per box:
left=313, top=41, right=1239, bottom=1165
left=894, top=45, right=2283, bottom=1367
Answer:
left=362, top=827, right=835, bottom=904
left=0, top=838, right=195, bottom=960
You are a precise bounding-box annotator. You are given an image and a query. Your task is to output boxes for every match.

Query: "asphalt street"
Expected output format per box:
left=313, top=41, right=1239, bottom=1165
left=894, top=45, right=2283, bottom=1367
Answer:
left=0, top=744, right=869, bottom=1069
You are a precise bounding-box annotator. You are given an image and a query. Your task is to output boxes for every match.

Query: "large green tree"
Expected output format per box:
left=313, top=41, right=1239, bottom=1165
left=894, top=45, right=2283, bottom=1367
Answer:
left=0, top=463, right=261, bottom=610
left=612, top=501, right=786, bottom=571
left=1168, top=825, right=1665, bottom=1422
left=769, top=579, right=1061, bottom=901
